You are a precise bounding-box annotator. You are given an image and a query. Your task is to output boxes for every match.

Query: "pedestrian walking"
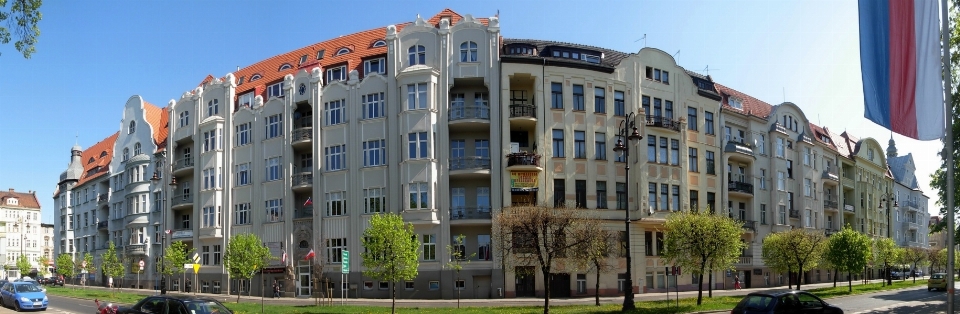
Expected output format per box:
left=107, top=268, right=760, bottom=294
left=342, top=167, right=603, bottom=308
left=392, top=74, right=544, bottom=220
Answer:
left=273, top=281, right=281, bottom=298
left=734, top=274, right=742, bottom=290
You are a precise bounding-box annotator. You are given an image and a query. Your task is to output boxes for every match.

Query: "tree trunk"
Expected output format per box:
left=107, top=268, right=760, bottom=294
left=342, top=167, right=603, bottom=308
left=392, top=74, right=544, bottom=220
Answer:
left=594, top=270, right=600, bottom=306
left=707, top=271, right=713, bottom=298
left=913, top=263, right=918, bottom=283
left=541, top=269, right=552, bottom=314
left=832, top=268, right=837, bottom=288
left=796, top=264, right=803, bottom=291
left=391, top=281, right=397, bottom=314
left=696, top=271, right=704, bottom=306
left=848, top=272, right=852, bottom=292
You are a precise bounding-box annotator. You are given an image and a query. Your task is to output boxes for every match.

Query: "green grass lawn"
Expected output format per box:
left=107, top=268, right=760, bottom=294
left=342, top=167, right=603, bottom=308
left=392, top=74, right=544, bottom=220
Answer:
left=44, top=279, right=933, bottom=314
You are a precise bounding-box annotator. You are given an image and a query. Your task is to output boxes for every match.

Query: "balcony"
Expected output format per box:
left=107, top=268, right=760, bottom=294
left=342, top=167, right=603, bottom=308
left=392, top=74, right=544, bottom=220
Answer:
left=97, top=221, right=108, bottom=230
left=171, top=229, right=193, bottom=239
left=401, top=209, right=440, bottom=225
left=291, top=127, right=313, bottom=150
left=509, top=104, right=536, bottom=119
left=822, top=169, right=839, bottom=183
left=728, top=181, right=754, bottom=197
left=824, top=199, right=839, bottom=211
left=903, top=200, right=920, bottom=210
left=450, top=157, right=491, bottom=177
left=125, top=244, right=146, bottom=256
left=825, top=228, right=838, bottom=236
left=741, top=220, right=757, bottom=232
left=449, top=106, right=491, bottom=131
left=644, top=115, right=681, bottom=132
left=450, top=207, right=492, bottom=224
left=97, top=193, right=109, bottom=204
left=295, top=205, right=314, bottom=219
left=291, top=172, right=313, bottom=192
left=505, top=153, right=542, bottom=172
left=789, top=209, right=801, bottom=219
left=724, top=141, right=755, bottom=162
left=843, top=204, right=855, bottom=213
left=198, top=227, right=223, bottom=239
left=172, top=157, right=194, bottom=176
left=736, top=256, right=753, bottom=266
left=171, top=193, right=193, bottom=209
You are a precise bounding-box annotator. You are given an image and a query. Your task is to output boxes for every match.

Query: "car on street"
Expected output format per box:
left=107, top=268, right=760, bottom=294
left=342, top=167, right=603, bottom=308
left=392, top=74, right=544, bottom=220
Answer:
left=42, top=277, right=63, bottom=287
left=0, top=281, right=49, bottom=311
left=106, top=295, right=231, bottom=314
left=929, top=272, right=948, bottom=291
left=730, top=290, right=843, bottom=314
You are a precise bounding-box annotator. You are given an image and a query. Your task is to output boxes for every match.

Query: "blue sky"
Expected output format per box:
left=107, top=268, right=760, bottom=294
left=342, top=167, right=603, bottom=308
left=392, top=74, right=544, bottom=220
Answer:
left=0, top=0, right=945, bottom=224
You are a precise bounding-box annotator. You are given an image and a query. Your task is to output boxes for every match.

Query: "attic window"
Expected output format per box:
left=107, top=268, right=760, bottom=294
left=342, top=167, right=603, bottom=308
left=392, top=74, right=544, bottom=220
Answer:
left=250, top=74, right=262, bottom=82
left=335, top=47, right=351, bottom=56
left=6, top=198, right=18, bottom=206
left=237, top=76, right=245, bottom=85
left=100, top=151, right=108, bottom=157
left=299, top=55, right=308, bottom=65
left=728, top=97, right=743, bottom=110
left=372, top=40, right=386, bottom=48
left=316, top=50, right=325, bottom=60
left=88, top=157, right=95, bottom=164
left=278, top=63, right=292, bottom=71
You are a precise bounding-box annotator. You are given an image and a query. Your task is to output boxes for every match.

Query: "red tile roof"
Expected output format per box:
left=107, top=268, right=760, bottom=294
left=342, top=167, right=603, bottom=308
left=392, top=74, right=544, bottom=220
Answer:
left=0, top=189, right=41, bottom=209
left=808, top=123, right=839, bottom=153
left=77, top=132, right=119, bottom=187
left=143, top=101, right=169, bottom=152
left=715, top=83, right=774, bottom=119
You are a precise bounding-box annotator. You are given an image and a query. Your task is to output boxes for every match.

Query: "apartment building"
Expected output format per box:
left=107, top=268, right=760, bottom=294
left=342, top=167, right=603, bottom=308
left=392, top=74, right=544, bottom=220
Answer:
left=886, top=138, right=931, bottom=248
left=0, top=189, right=44, bottom=278
left=41, top=223, right=54, bottom=264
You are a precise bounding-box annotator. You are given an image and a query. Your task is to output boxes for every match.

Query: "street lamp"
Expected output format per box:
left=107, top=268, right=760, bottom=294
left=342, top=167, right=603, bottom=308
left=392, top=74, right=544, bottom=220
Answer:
left=13, top=217, right=29, bottom=278
left=152, top=172, right=175, bottom=295
left=613, top=112, right=643, bottom=311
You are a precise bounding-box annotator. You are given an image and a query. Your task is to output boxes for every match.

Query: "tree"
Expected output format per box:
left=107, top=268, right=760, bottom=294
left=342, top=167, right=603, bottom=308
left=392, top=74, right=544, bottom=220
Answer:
left=445, top=234, right=475, bottom=309
left=15, top=254, right=30, bottom=278
left=36, top=255, right=50, bottom=278
left=824, top=226, right=872, bottom=292
left=80, top=252, right=95, bottom=287
left=493, top=205, right=595, bottom=314
left=54, top=254, right=74, bottom=285
left=930, top=248, right=946, bottom=273
left=360, top=213, right=420, bottom=314
left=0, top=0, right=42, bottom=58
left=161, top=240, right=193, bottom=291
left=661, top=210, right=745, bottom=306
left=224, top=233, right=272, bottom=303
left=569, top=220, right=617, bottom=306
left=761, top=228, right=827, bottom=290
left=871, top=238, right=898, bottom=286
left=101, top=242, right=125, bottom=294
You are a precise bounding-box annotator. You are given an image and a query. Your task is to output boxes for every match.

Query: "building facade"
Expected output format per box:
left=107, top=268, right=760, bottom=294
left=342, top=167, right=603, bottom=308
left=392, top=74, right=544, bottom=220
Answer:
left=886, top=138, right=931, bottom=248
left=1, top=189, right=44, bottom=279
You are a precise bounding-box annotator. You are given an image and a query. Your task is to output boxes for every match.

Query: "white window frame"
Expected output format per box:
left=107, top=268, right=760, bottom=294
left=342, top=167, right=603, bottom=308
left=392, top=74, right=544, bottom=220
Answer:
left=326, top=65, right=346, bottom=82
left=408, top=45, right=425, bottom=65
left=265, top=114, right=283, bottom=138
left=364, top=58, right=385, bottom=76
left=179, top=111, right=190, bottom=127
left=202, top=206, right=218, bottom=228
left=207, top=99, right=219, bottom=117
left=326, top=238, right=346, bottom=263
left=235, top=163, right=250, bottom=186
left=266, top=199, right=283, bottom=222
left=804, top=178, right=812, bottom=196
left=408, top=132, right=428, bottom=159
left=409, top=182, right=430, bottom=210
left=266, top=157, right=282, bottom=181
left=422, top=234, right=436, bottom=261
left=234, top=203, right=250, bottom=225
left=237, top=92, right=254, bottom=108
left=363, top=139, right=386, bottom=167
left=267, top=82, right=284, bottom=99
left=362, top=92, right=385, bottom=119
left=777, top=171, right=786, bottom=191
left=236, top=123, right=251, bottom=146
left=407, top=83, right=428, bottom=110
left=324, top=144, right=347, bottom=171
left=324, top=99, right=345, bottom=126
left=459, top=41, right=478, bottom=62
left=364, top=187, right=386, bottom=214
left=325, top=191, right=346, bottom=216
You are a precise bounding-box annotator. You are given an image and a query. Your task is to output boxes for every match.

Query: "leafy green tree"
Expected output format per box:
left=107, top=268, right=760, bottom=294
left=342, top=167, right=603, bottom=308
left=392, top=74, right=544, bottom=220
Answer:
left=54, top=254, right=74, bottom=285
left=161, top=240, right=193, bottom=291
left=445, top=234, right=475, bottom=309
left=824, top=226, right=872, bottom=292
left=0, top=0, right=42, bottom=58
left=224, top=233, right=272, bottom=303
left=36, top=255, right=50, bottom=278
left=871, top=237, right=898, bottom=286
left=661, top=210, right=745, bottom=305
left=80, top=252, right=95, bottom=287
left=761, top=228, right=826, bottom=290
left=361, top=213, right=420, bottom=314
left=101, top=241, right=125, bottom=293
left=15, top=254, right=30, bottom=278
left=570, top=221, right=617, bottom=307
left=930, top=248, right=946, bottom=273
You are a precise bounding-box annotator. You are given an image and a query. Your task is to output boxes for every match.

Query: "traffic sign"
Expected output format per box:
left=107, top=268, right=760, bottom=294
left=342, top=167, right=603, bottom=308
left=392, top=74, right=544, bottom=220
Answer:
left=192, top=253, right=201, bottom=273
left=341, top=250, right=349, bottom=274
left=138, top=260, right=145, bottom=267
left=81, top=261, right=87, bottom=268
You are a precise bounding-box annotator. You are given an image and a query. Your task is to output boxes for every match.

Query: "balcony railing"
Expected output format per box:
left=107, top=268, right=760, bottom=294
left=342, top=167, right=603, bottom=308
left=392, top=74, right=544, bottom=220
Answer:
left=644, top=115, right=681, bottom=131
left=789, top=209, right=801, bottom=218
left=173, top=157, right=194, bottom=171
left=172, top=193, right=193, bottom=207
left=728, top=181, right=754, bottom=194
left=903, top=200, right=920, bottom=209
left=125, top=244, right=146, bottom=255
left=295, top=205, right=314, bottom=219
left=822, top=169, right=839, bottom=181
left=509, top=104, right=536, bottom=119
left=449, top=105, right=491, bottom=121
left=825, top=228, right=837, bottom=236
left=736, top=256, right=753, bottom=265
left=724, top=141, right=755, bottom=157
left=292, top=172, right=313, bottom=187
left=842, top=170, right=855, bottom=180
left=292, top=127, right=312, bottom=142
left=843, top=204, right=855, bottom=212
left=97, top=221, right=108, bottom=229
left=97, top=193, right=109, bottom=203
left=741, top=220, right=757, bottom=231
left=171, top=229, right=193, bottom=239
left=450, top=157, right=491, bottom=171
left=450, top=207, right=492, bottom=220
left=824, top=199, right=839, bottom=209
left=506, top=153, right=541, bottom=167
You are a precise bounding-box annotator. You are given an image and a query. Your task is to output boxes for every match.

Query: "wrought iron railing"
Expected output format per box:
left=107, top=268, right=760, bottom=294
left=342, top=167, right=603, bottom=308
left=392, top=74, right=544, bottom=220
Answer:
left=292, top=172, right=313, bottom=187
left=509, top=104, right=536, bottom=119
left=789, top=209, right=801, bottom=218
left=506, top=153, right=541, bottom=167
left=449, top=105, right=491, bottom=121
left=97, top=221, right=108, bottom=229
left=97, top=193, right=109, bottom=203
left=724, top=141, right=755, bottom=156
left=172, top=193, right=193, bottom=207
left=450, top=157, right=491, bottom=171
left=450, top=207, right=492, bottom=220
left=292, top=127, right=312, bottom=142
left=843, top=204, right=855, bottom=212
left=644, top=115, right=681, bottom=131
left=173, top=157, right=194, bottom=171
left=741, top=220, right=757, bottom=231
left=295, top=205, right=314, bottom=219
left=728, top=181, right=754, bottom=194
left=824, top=199, right=839, bottom=209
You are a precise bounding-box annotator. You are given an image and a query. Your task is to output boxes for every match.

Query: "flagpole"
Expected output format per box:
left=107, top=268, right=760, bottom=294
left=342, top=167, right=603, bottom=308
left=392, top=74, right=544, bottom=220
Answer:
left=942, top=0, right=956, bottom=313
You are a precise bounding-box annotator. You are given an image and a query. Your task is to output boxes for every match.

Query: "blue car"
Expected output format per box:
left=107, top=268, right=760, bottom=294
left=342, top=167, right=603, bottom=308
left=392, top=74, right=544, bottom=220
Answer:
left=0, top=281, right=48, bottom=311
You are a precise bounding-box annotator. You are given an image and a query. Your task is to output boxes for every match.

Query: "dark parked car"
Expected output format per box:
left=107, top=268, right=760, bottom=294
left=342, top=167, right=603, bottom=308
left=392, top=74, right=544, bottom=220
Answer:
left=731, top=290, right=843, bottom=314
left=44, top=277, right=64, bottom=287
left=103, top=295, right=231, bottom=314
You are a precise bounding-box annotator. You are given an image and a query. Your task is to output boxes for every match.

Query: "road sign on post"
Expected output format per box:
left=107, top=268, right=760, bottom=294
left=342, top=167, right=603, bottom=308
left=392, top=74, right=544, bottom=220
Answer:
left=192, top=253, right=201, bottom=273
left=341, top=250, right=349, bottom=274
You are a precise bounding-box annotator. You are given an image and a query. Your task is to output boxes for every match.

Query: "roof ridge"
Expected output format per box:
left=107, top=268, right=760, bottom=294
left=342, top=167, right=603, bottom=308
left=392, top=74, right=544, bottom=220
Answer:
left=503, top=38, right=628, bottom=55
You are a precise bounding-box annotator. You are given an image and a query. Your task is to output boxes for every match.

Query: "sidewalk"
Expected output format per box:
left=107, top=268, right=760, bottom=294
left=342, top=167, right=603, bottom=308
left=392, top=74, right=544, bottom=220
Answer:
left=62, top=278, right=904, bottom=308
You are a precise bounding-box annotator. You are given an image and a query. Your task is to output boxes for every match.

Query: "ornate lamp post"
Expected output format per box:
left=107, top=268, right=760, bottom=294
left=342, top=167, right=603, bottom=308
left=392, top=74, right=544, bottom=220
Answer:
left=613, top=112, right=642, bottom=311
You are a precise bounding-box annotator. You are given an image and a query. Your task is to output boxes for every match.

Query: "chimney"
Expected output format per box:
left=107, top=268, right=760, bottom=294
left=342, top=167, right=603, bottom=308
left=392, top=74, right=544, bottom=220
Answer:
left=8, top=188, right=13, bottom=193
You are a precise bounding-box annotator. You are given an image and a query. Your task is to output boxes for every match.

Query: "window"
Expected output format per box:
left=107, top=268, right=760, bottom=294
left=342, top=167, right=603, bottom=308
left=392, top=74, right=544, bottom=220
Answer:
left=551, top=82, right=563, bottom=109
left=362, top=92, right=384, bottom=119
left=671, top=185, right=680, bottom=211
left=266, top=199, right=283, bottom=222
left=364, top=188, right=385, bottom=213
left=475, top=139, right=490, bottom=158
left=265, top=114, right=283, bottom=139
left=234, top=203, right=250, bottom=225
left=422, top=234, right=436, bottom=261
left=364, top=58, right=385, bottom=76
left=704, top=111, right=715, bottom=135
left=706, top=151, right=716, bottom=175
left=362, top=139, right=386, bottom=167
left=265, top=157, right=282, bottom=181
left=123, top=148, right=129, bottom=161
left=409, top=182, right=430, bottom=210
left=407, top=83, right=428, bottom=110
left=202, top=206, right=218, bottom=228
left=594, top=87, right=606, bottom=113
left=648, top=183, right=657, bottom=211
left=207, top=99, right=219, bottom=117
left=592, top=181, right=609, bottom=209
left=665, top=100, right=674, bottom=119
left=408, top=45, right=426, bottom=65
left=659, top=137, right=668, bottom=163
left=776, top=138, right=785, bottom=157
left=551, top=179, right=568, bottom=208
left=235, top=123, right=251, bottom=146
left=202, top=128, right=222, bottom=152
left=787, top=160, right=793, bottom=178
left=213, top=245, right=222, bottom=265
left=128, top=120, right=136, bottom=134
left=777, top=171, right=785, bottom=190
left=575, top=180, right=587, bottom=208
left=408, top=132, right=428, bottom=159
left=660, top=184, right=669, bottom=211
left=459, top=41, right=478, bottom=62
left=326, top=191, right=346, bottom=216
left=202, top=168, right=216, bottom=190
left=804, top=178, right=812, bottom=196
left=760, top=204, right=767, bottom=224
left=326, top=238, right=346, bottom=263
left=595, top=132, right=607, bottom=160
left=552, top=129, right=565, bottom=157
left=690, top=190, right=699, bottom=211
left=324, top=144, right=346, bottom=171
left=614, top=90, right=625, bottom=116
left=647, top=136, right=657, bottom=163
left=267, top=82, right=284, bottom=98
left=326, top=65, right=346, bottom=82
left=574, top=131, right=586, bottom=158
left=778, top=205, right=787, bottom=225
left=758, top=134, right=766, bottom=154
left=572, top=84, right=585, bottom=111
left=759, top=169, right=767, bottom=190
left=670, top=139, right=680, bottom=165
left=324, top=99, right=345, bottom=126
left=178, top=111, right=190, bottom=127
left=689, top=148, right=699, bottom=172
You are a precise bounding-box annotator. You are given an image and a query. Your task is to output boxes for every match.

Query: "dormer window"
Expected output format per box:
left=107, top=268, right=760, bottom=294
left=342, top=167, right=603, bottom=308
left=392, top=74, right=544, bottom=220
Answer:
left=550, top=48, right=602, bottom=64
left=88, top=157, right=95, bottom=164
left=5, top=198, right=18, bottom=206
left=335, top=47, right=351, bottom=56
left=249, top=74, right=262, bottom=82
left=316, top=50, right=325, bottom=60
left=237, top=76, right=245, bottom=85
left=728, top=97, right=743, bottom=110
left=299, top=55, right=308, bottom=65
left=868, top=148, right=875, bottom=161
left=507, top=46, right=536, bottom=55
left=100, top=151, right=108, bottom=157
left=128, top=121, right=136, bottom=134
left=237, top=92, right=254, bottom=109
left=645, top=67, right=670, bottom=84
left=326, top=65, right=346, bottom=82
left=371, top=40, right=386, bottom=48
left=278, top=63, right=292, bottom=71
left=123, top=148, right=130, bottom=161
left=267, top=82, right=284, bottom=98
left=364, top=58, right=385, bottom=76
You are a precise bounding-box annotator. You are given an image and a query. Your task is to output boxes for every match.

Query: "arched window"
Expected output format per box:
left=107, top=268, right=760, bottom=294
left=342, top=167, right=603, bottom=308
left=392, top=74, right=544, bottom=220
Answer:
left=88, top=157, right=95, bottom=164
left=249, top=74, right=262, bottom=82
left=100, top=151, right=108, bottom=157
left=278, top=63, right=292, bottom=71
left=299, top=240, right=309, bottom=249
left=123, top=148, right=129, bottom=161
left=460, top=41, right=478, bottom=62
left=336, top=47, right=351, bottom=56
left=128, top=120, right=136, bottom=134
left=134, top=142, right=141, bottom=156
left=371, top=40, right=386, bottom=48
left=408, top=45, right=426, bottom=65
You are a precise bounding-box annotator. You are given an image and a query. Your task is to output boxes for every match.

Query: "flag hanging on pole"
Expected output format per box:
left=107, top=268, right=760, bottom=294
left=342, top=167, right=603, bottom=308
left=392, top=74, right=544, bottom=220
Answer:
left=304, top=249, right=316, bottom=260
left=303, top=197, right=313, bottom=207
left=858, top=0, right=944, bottom=140
left=282, top=250, right=287, bottom=264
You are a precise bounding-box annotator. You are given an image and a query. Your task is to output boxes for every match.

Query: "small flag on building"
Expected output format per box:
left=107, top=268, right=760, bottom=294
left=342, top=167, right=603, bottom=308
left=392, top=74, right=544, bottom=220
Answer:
left=303, top=197, right=312, bottom=207
left=304, top=249, right=316, bottom=260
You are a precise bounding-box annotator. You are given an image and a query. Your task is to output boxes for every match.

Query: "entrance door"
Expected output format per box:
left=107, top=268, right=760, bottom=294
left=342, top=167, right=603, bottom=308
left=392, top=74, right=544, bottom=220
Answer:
left=515, top=267, right=535, bottom=297
left=297, top=264, right=311, bottom=297
left=474, top=275, right=491, bottom=299
left=549, top=273, right=570, bottom=298
left=742, top=271, right=751, bottom=289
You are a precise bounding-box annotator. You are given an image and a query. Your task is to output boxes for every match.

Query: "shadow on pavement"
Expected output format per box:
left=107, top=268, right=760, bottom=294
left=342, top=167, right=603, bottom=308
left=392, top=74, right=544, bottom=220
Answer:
left=856, top=302, right=944, bottom=314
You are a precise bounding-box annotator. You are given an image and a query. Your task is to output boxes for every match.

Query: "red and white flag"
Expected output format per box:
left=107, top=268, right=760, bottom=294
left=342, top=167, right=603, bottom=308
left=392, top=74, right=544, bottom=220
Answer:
left=281, top=250, right=287, bottom=264
left=303, top=197, right=313, bottom=207
left=304, top=249, right=316, bottom=260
